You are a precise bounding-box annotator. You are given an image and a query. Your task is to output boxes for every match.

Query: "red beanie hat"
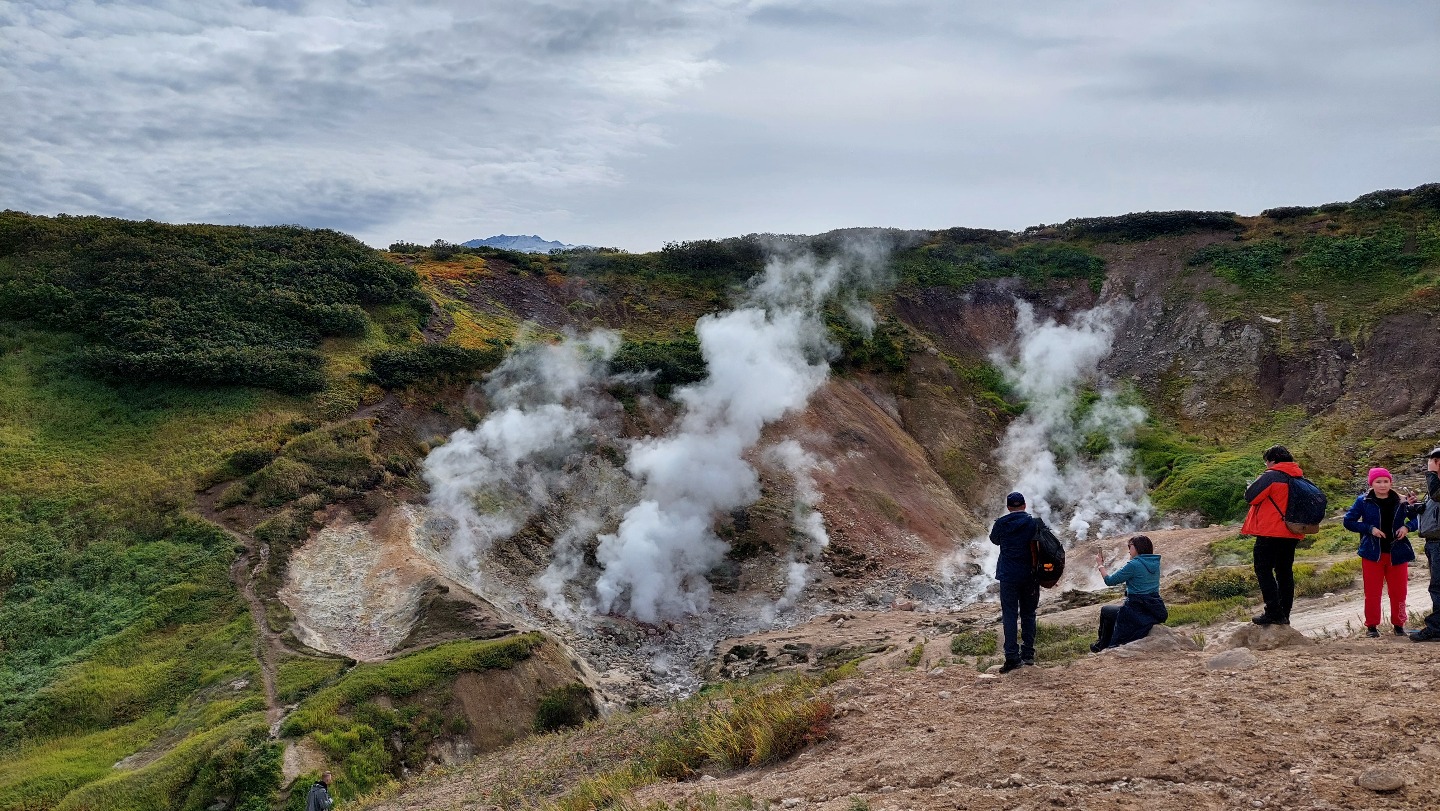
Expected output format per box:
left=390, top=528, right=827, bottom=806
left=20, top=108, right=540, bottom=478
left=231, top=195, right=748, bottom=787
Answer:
left=1368, top=467, right=1392, bottom=486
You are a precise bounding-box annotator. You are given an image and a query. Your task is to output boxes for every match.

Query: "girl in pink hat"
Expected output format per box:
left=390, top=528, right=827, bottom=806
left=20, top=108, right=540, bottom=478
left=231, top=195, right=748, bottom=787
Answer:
left=1342, top=467, right=1417, bottom=637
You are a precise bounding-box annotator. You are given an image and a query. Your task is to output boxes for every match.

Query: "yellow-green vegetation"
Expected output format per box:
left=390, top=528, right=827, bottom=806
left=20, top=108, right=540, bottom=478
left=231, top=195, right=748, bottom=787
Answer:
left=1033, top=623, right=1096, bottom=663
left=0, top=215, right=442, bottom=810
left=275, top=655, right=351, bottom=705
left=904, top=642, right=925, bottom=668
left=949, top=629, right=999, bottom=657
left=279, top=635, right=544, bottom=801
left=548, top=672, right=840, bottom=811
left=1165, top=598, right=1250, bottom=627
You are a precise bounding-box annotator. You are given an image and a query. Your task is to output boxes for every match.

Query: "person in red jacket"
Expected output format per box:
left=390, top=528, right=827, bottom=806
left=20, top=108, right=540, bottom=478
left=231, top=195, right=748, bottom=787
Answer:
left=1241, top=445, right=1307, bottom=625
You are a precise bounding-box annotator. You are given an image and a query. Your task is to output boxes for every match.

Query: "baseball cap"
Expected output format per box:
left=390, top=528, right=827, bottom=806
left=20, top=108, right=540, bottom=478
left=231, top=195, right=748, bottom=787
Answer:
left=1428, top=447, right=1440, bottom=459
left=1005, top=491, right=1026, bottom=508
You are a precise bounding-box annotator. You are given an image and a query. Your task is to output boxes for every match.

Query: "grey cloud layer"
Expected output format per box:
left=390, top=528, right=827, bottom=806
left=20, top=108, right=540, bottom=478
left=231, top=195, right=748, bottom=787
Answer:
left=3, top=1, right=1438, bottom=249
left=2, top=0, right=741, bottom=238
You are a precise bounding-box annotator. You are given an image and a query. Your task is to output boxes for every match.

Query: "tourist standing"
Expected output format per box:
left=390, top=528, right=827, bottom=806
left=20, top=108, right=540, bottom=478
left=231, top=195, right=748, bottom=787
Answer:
left=1343, top=468, right=1416, bottom=637
left=1410, top=448, right=1440, bottom=642
left=1241, top=445, right=1307, bottom=625
left=989, top=491, right=1040, bottom=672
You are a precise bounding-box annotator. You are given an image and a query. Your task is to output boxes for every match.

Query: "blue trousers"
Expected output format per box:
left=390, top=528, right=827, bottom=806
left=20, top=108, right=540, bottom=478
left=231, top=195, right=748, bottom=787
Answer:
left=1425, top=541, right=1440, bottom=633
left=999, top=579, right=1039, bottom=662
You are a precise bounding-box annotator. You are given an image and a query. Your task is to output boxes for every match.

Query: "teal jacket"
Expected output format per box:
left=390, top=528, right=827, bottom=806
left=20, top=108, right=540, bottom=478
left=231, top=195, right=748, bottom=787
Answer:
left=1102, top=554, right=1162, bottom=595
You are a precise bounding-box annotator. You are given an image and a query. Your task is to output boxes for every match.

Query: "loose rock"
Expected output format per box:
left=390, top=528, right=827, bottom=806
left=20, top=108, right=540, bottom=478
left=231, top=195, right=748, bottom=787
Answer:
left=1356, top=769, right=1404, bottom=792
left=1205, top=647, right=1260, bottom=671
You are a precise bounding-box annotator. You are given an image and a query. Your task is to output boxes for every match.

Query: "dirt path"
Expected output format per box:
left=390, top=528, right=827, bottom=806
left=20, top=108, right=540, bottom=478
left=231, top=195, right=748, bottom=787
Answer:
left=197, top=485, right=285, bottom=734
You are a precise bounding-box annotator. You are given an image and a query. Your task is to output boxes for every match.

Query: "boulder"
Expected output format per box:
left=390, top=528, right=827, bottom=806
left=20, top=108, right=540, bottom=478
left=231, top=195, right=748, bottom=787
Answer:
left=1110, top=624, right=1203, bottom=657
left=1217, top=623, right=1314, bottom=651
left=1205, top=647, right=1259, bottom=671
left=1356, top=769, right=1404, bottom=793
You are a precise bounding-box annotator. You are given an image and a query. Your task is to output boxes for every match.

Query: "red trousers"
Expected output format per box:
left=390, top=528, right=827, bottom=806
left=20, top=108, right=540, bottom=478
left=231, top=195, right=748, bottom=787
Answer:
left=1362, top=553, right=1408, bottom=627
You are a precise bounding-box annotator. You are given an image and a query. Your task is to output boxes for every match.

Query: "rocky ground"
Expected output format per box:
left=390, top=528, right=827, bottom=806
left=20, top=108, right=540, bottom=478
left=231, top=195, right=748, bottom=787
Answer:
left=363, top=565, right=1440, bottom=811
left=638, top=627, right=1440, bottom=811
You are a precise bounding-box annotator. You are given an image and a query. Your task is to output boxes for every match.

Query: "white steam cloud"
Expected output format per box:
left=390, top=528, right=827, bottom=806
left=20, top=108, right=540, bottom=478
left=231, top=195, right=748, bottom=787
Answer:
left=996, top=300, right=1150, bottom=541
left=422, top=243, right=887, bottom=625
left=595, top=248, right=883, bottom=622
left=421, top=331, right=621, bottom=586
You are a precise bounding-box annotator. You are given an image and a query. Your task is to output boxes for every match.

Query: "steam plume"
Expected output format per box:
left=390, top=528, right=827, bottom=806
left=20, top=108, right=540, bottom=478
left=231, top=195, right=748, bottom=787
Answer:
left=593, top=246, right=884, bottom=622
left=422, top=331, right=620, bottom=580
left=995, top=300, right=1150, bottom=540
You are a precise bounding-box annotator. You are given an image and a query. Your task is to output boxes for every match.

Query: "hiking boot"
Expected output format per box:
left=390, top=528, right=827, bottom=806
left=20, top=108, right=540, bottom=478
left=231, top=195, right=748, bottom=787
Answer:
left=1410, top=628, right=1440, bottom=642
left=1022, top=657, right=1036, bottom=667
left=1366, top=626, right=1380, bottom=638
left=1394, top=625, right=1407, bottom=636
left=1274, top=616, right=1290, bottom=625
left=1089, top=642, right=1104, bottom=654
left=999, top=659, right=1023, bottom=674
left=1252, top=613, right=1278, bottom=626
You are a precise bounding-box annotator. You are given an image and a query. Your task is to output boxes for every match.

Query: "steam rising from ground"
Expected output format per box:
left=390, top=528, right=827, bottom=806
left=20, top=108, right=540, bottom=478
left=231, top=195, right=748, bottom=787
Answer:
left=997, top=301, right=1150, bottom=541
left=422, top=331, right=622, bottom=585
left=942, top=300, right=1149, bottom=599
left=422, top=243, right=887, bottom=624
left=595, top=247, right=883, bottom=622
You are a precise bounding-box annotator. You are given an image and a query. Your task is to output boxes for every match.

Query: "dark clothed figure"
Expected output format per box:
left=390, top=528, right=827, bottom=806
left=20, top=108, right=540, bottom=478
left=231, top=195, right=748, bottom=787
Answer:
left=1097, top=594, right=1169, bottom=648
left=306, top=781, right=334, bottom=811
left=1096, top=553, right=1167, bottom=648
left=1416, top=467, right=1440, bottom=641
left=989, top=504, right=1040, bottom=667
left=1242, top=458, right=1306, bottom=623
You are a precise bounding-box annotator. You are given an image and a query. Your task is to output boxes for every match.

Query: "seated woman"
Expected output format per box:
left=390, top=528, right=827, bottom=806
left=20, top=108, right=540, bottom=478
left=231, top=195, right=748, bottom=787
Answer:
left=1090, top=534, right=1168, bottom=652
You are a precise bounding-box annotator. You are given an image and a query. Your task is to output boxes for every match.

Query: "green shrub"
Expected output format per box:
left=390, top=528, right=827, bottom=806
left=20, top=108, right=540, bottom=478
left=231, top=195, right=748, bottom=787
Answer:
left=894, top=238, right=1105, bottom=290
left=1149, top=449, right=1255, bottom=522
left=366, top=343, right=503, bottom=389
left=0, top=212, right=422, bottom=393
left=1188, top=241, right=1287, bottom=289
left=1173, top=567, right=1259, bottom=600
left=1165, top=597, right=1249, bottom=627
left=1294, top=558, right=1362, bottom=597
left=610, top=336, right=706, bottom=397
left=949, top=630, right=998, bottom=657
left=535, top=683, right=599, bottom=733
left=1051, top=210, right=1241, bottom=241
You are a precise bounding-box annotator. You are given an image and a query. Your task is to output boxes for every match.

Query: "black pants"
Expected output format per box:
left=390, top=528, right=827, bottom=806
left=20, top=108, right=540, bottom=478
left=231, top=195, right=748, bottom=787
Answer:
left=1097, top=604, right=1120, bottom=648
left=1254, top=536, right=1298, bottom=621
left=999, top=579, right=1040, bottom=662
left=1425, top=540, right=1440, bottom=633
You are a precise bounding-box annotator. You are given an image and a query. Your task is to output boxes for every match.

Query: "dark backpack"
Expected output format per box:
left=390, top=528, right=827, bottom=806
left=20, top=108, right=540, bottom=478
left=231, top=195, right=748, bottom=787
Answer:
left=1271, top=474, right=1327, bottom=535
left=1030, top=518, right=1066, bottom=588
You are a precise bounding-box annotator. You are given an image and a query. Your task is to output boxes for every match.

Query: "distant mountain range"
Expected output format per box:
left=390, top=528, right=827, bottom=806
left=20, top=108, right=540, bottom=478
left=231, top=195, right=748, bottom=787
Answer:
left=462, top=234, right=578, bottom=254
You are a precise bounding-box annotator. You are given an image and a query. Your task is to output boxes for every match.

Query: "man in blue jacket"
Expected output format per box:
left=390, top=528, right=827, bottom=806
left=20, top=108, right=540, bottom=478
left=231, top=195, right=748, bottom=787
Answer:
left=989, top=491, right=1040, bottom=672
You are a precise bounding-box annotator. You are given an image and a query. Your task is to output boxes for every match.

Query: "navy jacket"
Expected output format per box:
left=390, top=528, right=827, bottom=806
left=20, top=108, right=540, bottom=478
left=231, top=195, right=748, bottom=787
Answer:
left=1105, top=593, right=1169, bottom=648
left=989, top=510, right=1038, bottom=583
left=1342, top=490, right=1417, bottom=565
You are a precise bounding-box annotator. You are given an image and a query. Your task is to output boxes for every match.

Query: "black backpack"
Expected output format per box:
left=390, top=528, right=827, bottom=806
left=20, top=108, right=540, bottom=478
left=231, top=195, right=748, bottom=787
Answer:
left=1270, top=474, right=1327, bottom=535
left=1030, top=517, right=1066, bottom=588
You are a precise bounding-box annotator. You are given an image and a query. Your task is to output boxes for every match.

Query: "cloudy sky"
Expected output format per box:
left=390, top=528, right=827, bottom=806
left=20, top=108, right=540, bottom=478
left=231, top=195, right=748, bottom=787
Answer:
left=3, top=1, right=1438, bottom=251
